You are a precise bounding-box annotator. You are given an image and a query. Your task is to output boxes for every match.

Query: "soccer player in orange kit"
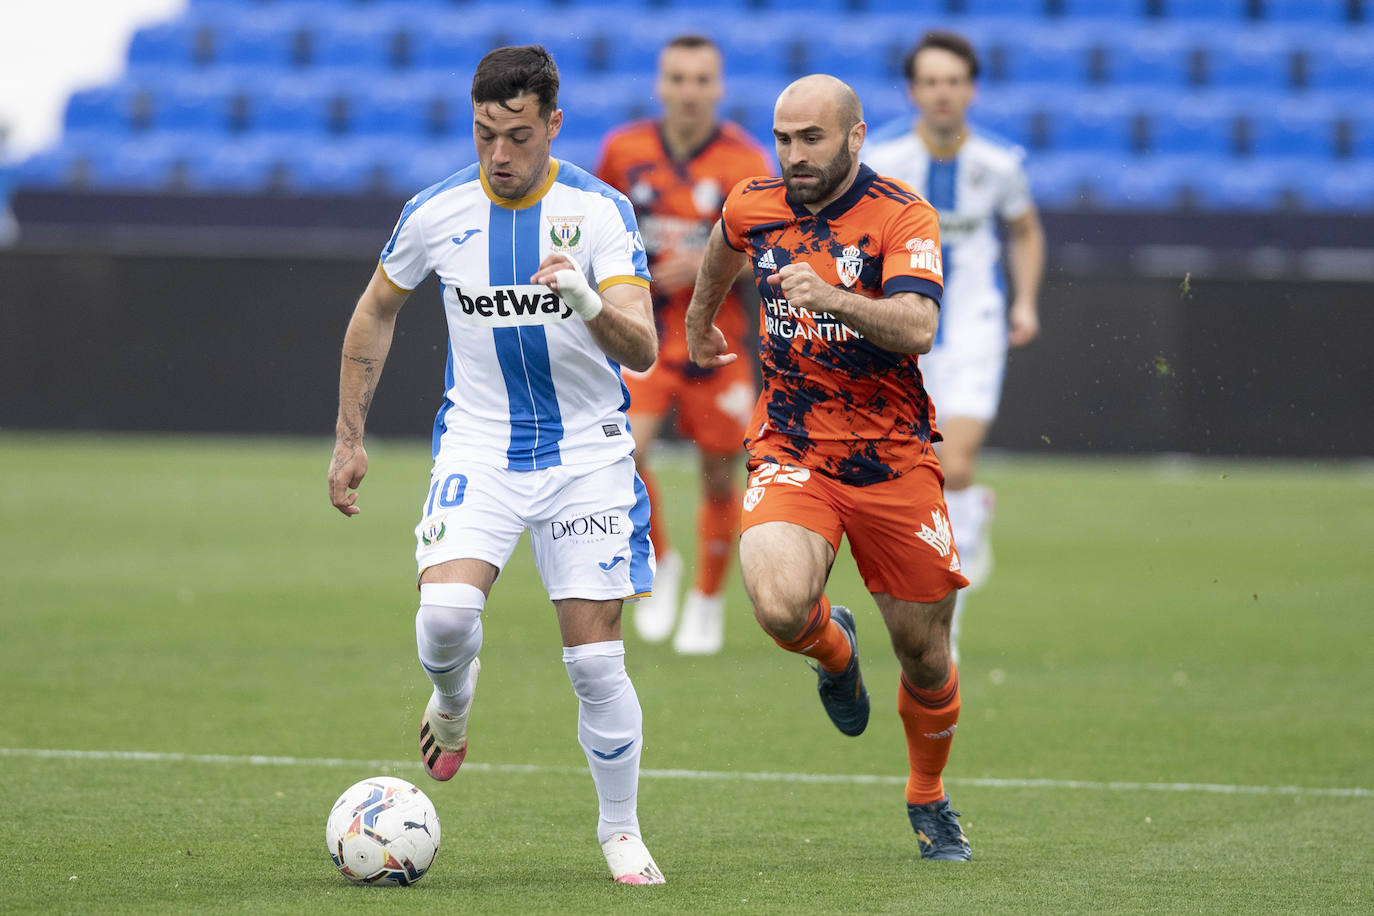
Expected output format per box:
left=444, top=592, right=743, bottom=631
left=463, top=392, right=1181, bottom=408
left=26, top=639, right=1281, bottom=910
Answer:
left=686, top=74, right=972, bottom=860
left=596, top=35, right=771, bottom=654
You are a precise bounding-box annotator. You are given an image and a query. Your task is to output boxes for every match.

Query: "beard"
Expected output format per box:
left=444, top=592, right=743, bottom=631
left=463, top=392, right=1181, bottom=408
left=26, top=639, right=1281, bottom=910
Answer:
left=783, top=143, right=854, bottom=205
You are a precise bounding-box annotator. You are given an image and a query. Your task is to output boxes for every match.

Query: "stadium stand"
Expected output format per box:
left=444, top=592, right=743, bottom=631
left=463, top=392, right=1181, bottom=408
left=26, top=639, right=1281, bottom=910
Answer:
left=7, top=0, right=1374, bottom=211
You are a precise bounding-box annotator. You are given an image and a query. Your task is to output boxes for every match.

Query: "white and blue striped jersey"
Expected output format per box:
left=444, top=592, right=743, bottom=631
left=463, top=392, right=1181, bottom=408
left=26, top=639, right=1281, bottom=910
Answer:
left=379, top=158, right=651, bottom=470
left=866, top=127, right=1032, bottom=336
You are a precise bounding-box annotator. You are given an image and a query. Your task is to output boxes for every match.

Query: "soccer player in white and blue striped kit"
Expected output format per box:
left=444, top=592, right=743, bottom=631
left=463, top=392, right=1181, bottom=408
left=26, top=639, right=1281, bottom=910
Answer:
left=867, top=31, right=1046, bottom=662
left=328, top=46, right=665, bottom=885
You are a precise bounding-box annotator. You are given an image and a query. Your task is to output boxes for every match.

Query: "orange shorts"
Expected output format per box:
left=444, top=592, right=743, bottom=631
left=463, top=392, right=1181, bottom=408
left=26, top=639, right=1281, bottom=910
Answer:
left=739, top=459, right=970, bottom=603
left=625, top=358, right=755, bottom=455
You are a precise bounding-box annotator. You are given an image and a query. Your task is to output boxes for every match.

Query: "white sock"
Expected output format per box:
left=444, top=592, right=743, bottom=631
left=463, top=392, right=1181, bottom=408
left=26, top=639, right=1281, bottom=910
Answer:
left=563, top=640, right=642, bottom=844
left=415, top=583, right=485, bottom=715
left=945, top=485, right=990, bottom=571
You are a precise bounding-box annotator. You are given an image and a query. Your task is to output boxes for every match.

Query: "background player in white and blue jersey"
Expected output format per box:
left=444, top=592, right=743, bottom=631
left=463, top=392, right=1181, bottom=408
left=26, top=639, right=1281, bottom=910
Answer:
left=327, top=46, right=666, bottom=886
left=867, top=31, right=1046, bottom=661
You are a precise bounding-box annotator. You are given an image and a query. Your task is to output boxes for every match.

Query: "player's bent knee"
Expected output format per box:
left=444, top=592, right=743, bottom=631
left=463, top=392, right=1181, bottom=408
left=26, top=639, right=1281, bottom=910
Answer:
left=749, top=596, right=811, bottom=642
left=563, top=643, right=631, bottom=705
left=415, top=583, right=485, bottom=646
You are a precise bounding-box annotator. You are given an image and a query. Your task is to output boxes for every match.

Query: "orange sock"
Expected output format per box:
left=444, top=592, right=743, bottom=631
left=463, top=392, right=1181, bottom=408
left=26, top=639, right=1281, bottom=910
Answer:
left=694, top=490, right=738, bottom=596
left=897, top=666, right=961, bottom=805
left=770, top=596, right=852, bottom=674
left=638, top=465, right=671, bottom=559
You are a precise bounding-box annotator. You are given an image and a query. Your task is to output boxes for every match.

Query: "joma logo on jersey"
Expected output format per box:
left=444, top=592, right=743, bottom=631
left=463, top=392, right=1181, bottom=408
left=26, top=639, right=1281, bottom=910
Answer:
left=548, top=215, right=584, bottom=249
left=906, top=237, right=943, bottom=277
left=454, top=286, right=572, bottom=322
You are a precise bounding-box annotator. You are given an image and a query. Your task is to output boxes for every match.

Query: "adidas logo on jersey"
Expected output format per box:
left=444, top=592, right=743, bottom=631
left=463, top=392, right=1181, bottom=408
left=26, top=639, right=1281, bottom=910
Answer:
left=756, top=248, right=777, bottom=270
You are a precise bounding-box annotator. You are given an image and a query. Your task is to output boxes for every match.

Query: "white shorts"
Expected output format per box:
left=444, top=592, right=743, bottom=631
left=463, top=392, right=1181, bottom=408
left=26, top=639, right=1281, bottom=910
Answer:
left=922, top=297, right=1008, bottom=424
left=414, top=456, right=655, bottom=602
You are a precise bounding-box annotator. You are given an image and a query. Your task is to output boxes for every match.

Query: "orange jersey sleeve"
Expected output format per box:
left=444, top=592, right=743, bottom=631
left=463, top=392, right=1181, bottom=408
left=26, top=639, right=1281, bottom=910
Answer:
left=721, top=165, right=946, bottom=485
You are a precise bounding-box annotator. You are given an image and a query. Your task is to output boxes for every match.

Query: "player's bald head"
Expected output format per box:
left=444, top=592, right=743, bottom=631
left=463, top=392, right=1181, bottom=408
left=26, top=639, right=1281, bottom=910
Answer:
left=775, top=74, right=864, bottom=134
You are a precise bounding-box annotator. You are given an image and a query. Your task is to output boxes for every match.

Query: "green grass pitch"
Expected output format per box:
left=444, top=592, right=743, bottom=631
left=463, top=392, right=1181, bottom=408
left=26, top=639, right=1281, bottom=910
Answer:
left=2, top=432, right=1371, bottom=913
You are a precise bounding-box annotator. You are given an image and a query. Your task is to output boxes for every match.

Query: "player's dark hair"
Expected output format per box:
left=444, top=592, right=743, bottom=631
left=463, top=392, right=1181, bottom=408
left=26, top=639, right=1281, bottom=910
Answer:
left=664, top=34, right=720, bottom=54
left=903, top=30, right=980, bottom=83
left=471, top=45, right=560, bottom=120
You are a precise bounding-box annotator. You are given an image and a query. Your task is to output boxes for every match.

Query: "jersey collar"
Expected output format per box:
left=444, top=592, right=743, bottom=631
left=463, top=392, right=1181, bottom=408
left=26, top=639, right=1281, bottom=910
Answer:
left=480, top=158, right=560, bottom=210
left=657, top=121, right=721, bottom=166
left=787, top=163, right=878, bottom=221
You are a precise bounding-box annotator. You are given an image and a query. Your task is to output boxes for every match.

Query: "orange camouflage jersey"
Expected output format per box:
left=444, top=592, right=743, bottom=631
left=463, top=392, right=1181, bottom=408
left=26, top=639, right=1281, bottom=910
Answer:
left=721, top=163, right=946, bottom=486
left=596, top=119, right=771, bottom=368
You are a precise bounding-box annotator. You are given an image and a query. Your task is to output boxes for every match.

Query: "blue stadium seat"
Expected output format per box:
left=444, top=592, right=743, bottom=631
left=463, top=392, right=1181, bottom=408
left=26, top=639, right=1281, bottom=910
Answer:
left=1144, top=93, right=1235, bottom=155
left=1351, top=111, right=1374, bottom=160
left=560, top=78, right=656, bottom=141
left=407, top=15, right=502, bottom=76
left=184, top=139, right=279, bottom=193
left=1245, top=98, right=1337, bottom=158
left=954, top=0, right=1045, bottom=18
left=997, top=28, right=1093, bottom=87
left=968, top=89, right=1037, bottom=148
left=1301, top=163, right=1374, bottom=211
left=83, top=137, right=189, bottom=192
left=1262, top=0, right=1351, bottom=22
left=1100, top=29, right=1191, bottom=87
left=1058, top=0, right=1145, bottom=18
left=1022, top=153, right=1097, bottom=208
left=384, top=142, right=471, bottom=196
left=126, top=21, right=200, bottom=72
left=348, top=79, right=439, bottom=139
left=140, top=74, right=237, bottom=137
left=283, top=140, right=390, bottom=195
left=1306, top=34, right=1374, bottom=91
left=1155, top=0, right=1249, bottom=19
left=1200, top=30, right=1291, bottom=90
left=1085, top=155, right=1219, bottom=210
left=213, top=15, right=297, bottom=71
left=63, top=85, right=137, bottom=137
left=1046, top=94, right=1135, bottom=154
left=848, top=0, right=945, bottom=13
left=245, top=75, right=335, bottom=136
left=309, top=16, right=398, bottom=73
left=12, top=145, right=90, bottom=190
left=1191, top=156, right=1300, bottom=210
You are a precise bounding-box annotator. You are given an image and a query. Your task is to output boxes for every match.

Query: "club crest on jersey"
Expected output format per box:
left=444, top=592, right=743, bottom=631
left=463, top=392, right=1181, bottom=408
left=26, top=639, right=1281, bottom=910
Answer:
left=548, top=215, right=584, bottom=250
left=421, top=520, right=447, bottom=546
left=906, top=237, right=943, bottom=277
left=835, top=245, right=864, bottom=288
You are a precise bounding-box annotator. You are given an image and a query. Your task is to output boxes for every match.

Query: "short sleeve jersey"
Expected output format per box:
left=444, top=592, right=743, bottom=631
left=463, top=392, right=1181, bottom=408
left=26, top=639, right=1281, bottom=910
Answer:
left=379, top=158, right=651, bottom=469
left=720, top=163, right=945, bottom=485
left=596, top=120, right=772, bottom=367
left=866, top=129, right=1031, bottom=309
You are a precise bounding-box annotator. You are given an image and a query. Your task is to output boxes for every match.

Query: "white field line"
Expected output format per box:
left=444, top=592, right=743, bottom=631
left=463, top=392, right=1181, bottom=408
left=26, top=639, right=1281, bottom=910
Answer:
left=3, top=747, right=1369, bottom=799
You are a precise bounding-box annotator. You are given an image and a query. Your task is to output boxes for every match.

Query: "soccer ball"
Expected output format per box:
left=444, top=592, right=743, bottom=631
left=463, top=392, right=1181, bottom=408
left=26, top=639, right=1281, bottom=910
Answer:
left=325, top=776, right=440, bottom=886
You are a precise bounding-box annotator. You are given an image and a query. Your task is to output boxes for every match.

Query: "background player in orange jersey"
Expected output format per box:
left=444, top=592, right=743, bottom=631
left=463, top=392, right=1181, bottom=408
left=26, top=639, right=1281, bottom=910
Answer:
left=686, top=74, right=973, bottom=861
left=596, top=35, right=771, bottom=654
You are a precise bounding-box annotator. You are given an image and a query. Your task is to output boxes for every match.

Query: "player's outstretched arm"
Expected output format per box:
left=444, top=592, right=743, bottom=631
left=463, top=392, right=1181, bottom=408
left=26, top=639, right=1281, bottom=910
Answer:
left=329, top=266, right=409, bottom=517
left=767, top=263, right=939, bottom=354
left=530, top=254, right=657, bottom=372
left=685, top=221, right=747, bottom=369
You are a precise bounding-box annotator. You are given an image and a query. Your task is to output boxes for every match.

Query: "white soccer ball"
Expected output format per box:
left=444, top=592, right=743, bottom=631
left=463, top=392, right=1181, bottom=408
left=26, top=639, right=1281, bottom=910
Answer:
left=325, top=776, right=440, bottom=886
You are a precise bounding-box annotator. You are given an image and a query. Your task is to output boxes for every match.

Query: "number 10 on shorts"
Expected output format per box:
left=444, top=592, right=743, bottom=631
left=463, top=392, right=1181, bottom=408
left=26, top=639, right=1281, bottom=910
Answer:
left=425, top=473, right=468, bottom=516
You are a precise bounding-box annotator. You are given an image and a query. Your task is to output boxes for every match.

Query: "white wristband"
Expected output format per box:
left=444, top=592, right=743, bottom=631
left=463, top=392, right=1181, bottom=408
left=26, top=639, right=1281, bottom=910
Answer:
left=554, top=266, right=602, bottom=321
